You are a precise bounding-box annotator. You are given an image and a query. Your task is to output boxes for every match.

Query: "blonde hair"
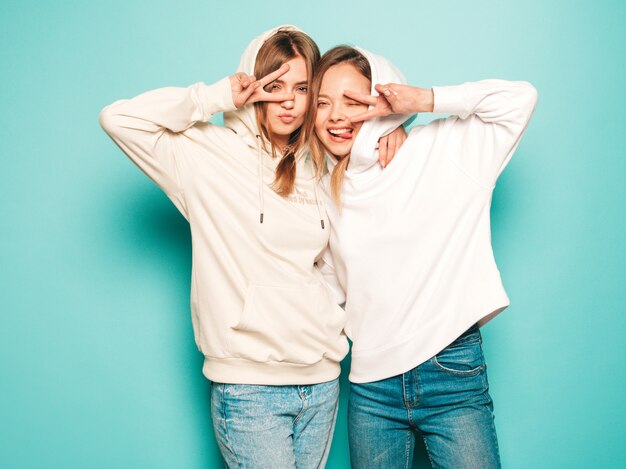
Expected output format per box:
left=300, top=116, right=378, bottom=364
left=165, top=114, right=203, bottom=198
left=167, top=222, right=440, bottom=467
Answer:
left=307, top=46, right=371, bottom=203
left=254, top=29, right=320, bottom=197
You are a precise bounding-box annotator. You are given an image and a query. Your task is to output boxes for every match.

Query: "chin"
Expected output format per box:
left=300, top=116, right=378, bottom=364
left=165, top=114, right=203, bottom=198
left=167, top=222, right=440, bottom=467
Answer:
left=271, top=126, right=292, bottom=137
left=271, top=120, right=302, bottom=137
left=325, top=143, right=352, bottom=160
left=330, top=148, right=348, bottom=158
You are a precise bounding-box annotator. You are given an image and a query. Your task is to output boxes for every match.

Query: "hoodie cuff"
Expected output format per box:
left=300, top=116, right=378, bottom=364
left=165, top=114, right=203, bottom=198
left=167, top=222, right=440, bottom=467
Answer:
left=191, top=77, right=237, bottom=120
left=432, top=84, right=471, bottom=119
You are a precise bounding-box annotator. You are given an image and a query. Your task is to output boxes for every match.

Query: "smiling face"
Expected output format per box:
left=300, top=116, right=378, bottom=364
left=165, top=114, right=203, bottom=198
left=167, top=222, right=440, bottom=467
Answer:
left=263, top=56, right=308, bottom=149
left=314, top=63, right=371, bottom=159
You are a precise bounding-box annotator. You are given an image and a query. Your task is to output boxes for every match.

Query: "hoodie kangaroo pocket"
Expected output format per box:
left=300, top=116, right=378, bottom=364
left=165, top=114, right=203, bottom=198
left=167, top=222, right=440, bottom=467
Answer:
left=228, top=283, right=343, bottom=365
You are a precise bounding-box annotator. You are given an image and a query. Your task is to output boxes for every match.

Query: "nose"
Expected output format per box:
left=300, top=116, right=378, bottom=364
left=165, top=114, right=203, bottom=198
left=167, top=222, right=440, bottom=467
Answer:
left=329, top=103, right=347, bottom=122
left=280, top=96, right=295, bottom=110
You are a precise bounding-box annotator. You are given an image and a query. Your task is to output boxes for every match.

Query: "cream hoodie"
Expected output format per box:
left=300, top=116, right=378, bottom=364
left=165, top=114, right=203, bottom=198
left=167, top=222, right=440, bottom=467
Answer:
left=99, top=26, right=348, bottom=385
left=319, top=48, right=538, bottom=383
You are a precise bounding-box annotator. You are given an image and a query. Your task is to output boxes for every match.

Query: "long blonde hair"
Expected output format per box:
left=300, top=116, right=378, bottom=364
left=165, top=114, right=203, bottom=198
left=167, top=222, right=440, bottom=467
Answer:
left=307, top=46, right=371, bottom=203
left=254, top=29, right=320, bottom=196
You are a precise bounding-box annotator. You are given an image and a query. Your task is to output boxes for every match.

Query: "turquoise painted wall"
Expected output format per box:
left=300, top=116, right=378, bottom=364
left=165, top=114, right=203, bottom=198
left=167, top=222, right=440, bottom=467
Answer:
left=1, top=1, right=624, bottom=467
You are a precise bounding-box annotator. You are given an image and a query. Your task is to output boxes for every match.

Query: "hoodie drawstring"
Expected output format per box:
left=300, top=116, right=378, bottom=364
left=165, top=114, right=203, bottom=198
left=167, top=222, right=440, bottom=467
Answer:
left=313, top=181, right=325, bottom=229
left=256, top=135, right=265, bottom=224
left=256, top=134, right=324, bottom=230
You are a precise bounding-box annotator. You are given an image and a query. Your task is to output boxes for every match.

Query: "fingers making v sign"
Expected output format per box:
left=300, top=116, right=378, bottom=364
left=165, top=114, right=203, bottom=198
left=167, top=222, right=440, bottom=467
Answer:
left=230, top=64, right=295, bottom=108
left=345, top=83, right=434, bottom=122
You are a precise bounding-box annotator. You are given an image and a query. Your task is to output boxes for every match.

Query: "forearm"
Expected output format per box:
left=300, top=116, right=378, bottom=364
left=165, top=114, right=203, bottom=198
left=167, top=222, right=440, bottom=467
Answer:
left=99, top=77, right=235, bottom=137
left=432, top=80, right=537, bottom=127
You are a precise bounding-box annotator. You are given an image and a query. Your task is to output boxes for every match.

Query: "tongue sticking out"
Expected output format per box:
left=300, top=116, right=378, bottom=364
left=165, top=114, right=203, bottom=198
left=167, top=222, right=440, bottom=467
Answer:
left=330, top=129, right=353, bottom=140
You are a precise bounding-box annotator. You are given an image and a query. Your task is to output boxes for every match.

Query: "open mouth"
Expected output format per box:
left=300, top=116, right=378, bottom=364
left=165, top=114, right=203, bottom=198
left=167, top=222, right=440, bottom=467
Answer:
left=328, top=128, right=353, bottom=141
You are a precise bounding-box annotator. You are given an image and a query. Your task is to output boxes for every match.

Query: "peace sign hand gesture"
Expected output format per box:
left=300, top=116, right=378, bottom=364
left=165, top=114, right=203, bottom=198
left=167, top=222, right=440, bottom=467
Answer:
left=345, top=83, right=434, bottom=122
left=230, top=64, right=295, bottom=108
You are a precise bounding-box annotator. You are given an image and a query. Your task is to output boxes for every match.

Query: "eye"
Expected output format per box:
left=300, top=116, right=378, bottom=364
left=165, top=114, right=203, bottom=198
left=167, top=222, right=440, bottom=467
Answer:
left=317, top=100, right=328, bottom=107
left=265, top=83, right=282, bottom=93
left=296, top=85, right=308, bottom=94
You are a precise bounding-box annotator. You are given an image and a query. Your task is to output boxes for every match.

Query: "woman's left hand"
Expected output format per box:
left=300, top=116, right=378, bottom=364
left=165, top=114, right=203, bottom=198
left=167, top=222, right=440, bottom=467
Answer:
left=346, top=83, right=434, bottom=122
left=377, top=126, right=407, bottom=168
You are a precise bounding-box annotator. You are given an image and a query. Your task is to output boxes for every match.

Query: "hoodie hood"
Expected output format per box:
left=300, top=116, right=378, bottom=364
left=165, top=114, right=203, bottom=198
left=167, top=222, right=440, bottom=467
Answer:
left=326, top=47, right=415, bottom=176
left=223, top=25, right=304, bottom=151
left=222, top=25, right=323, bottom=227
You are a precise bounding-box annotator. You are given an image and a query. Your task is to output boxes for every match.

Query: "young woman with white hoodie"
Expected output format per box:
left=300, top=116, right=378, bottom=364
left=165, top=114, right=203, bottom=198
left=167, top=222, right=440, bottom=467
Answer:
left=99, top=26, right=407, bottom=467
left=309, top=46, right=537, bottom=468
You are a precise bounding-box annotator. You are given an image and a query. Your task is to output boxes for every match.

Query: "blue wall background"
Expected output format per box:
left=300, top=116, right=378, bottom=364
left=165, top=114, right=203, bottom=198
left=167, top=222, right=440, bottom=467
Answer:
left=1, top=1, right=624, bottom=467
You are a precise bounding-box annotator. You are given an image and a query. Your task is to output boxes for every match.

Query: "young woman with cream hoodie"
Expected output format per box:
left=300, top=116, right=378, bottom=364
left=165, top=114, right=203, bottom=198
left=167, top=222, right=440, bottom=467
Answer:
left=310, top=46, right=537, bottom=468
left=99, top=26, right=408, bottom=467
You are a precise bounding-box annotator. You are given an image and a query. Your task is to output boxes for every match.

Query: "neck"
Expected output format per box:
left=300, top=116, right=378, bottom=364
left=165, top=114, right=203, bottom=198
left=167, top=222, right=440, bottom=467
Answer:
left=270, top=133, right=290, bottom=154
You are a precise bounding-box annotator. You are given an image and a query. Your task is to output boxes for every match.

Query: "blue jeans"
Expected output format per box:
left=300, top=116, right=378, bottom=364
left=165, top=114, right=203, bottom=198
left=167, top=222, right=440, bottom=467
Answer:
left=348, top=326, right=500, bottom=469
left=211, top=379, right=339, bottom=468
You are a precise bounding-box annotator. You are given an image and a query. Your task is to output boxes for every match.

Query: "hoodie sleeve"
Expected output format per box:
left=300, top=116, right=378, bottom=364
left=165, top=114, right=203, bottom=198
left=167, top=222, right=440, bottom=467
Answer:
left=99, top=77, right=237, bottom=215
left=432, top=80, right=538, bottom=187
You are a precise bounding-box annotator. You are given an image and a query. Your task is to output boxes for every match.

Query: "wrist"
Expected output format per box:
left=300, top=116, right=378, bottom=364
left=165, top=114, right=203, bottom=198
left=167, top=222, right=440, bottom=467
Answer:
left=414, top=87, right=434, bottom=113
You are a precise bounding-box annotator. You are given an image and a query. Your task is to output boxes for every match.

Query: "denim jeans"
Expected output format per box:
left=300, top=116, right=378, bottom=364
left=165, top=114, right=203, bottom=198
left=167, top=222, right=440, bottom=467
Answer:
left=348, top=326, right=500, bottom=469
left=211, top=378, right=339, bottom=468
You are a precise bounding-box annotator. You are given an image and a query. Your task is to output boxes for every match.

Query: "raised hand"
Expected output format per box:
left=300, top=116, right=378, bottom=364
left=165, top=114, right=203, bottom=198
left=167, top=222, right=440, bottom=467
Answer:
left=230, top=64, right=295, bottom=108
left=346, top=83, right=434, bottom=122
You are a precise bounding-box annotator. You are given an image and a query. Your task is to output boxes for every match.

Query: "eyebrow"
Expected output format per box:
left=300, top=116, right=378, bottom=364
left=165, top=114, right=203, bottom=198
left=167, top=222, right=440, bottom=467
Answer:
left=273, top=80, right=308, bottom=86
left=317, top=93, right=360, bottom=101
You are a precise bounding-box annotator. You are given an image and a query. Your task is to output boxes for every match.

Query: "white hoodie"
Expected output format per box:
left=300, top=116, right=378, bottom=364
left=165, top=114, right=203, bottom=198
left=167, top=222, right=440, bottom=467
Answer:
left=99, top=26, right=348, bottom=385
left=319, top=48, right=538, bottom=383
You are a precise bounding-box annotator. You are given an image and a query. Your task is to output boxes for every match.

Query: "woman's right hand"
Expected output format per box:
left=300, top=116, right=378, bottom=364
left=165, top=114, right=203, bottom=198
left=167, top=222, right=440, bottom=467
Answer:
left=230, top=64, right=294, bottom=108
